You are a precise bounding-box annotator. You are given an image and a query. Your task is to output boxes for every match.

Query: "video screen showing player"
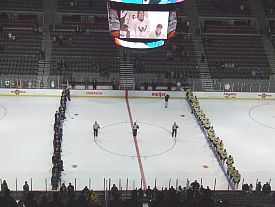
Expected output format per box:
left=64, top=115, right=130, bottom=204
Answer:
left=120, top=10, right=169, bottom=39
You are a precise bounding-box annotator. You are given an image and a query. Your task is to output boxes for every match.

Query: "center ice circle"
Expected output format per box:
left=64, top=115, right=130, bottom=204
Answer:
left=0, top=104, right=6, bottom=120
left=249, top=103, right=275, bottom=129
left=94, top=121, right=176, bottom=157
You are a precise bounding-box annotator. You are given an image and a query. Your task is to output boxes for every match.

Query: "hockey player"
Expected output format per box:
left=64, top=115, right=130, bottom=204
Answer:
left=217, top=139, right=224, bottom=157
left=93, top=121, right=100, bottom=137
left=233, top=170, right=241, bottom=188
left=172, top=122, right=179, bottom=137
left=203, top=118, right=211, bottom=130
left=131, top=11, right=150, bottom=38
left=220, top=148, right=227, bottom=164
left=226, top=155, right=234, bottom=166
left=213, top=136, right=220, bottom=150
left=65, top=88, right=71, bottom=101
left=227, top=165, right=236, bottom=180
left=132, top=122, right=139, bottom=137
left=164, top=94, right=170, bottom=108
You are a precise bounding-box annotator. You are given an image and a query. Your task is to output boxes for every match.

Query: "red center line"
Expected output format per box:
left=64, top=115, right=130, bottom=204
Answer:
left=125, top=90, right=147, bottom=189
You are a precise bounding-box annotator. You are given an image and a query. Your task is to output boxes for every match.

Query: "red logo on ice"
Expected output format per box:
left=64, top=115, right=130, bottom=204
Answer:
left=258, top=93, right=271, bottom=99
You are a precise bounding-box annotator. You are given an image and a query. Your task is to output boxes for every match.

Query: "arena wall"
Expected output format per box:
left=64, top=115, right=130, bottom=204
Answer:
left=0, top=89, right=274, bottom=100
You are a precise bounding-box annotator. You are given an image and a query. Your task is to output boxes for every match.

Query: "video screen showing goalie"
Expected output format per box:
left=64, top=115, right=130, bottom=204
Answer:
left=120, top=11, right=169, bottom=39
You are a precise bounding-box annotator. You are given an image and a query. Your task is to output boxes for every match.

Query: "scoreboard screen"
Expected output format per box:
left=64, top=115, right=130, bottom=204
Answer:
left=107, top=0, right=183, bottom=48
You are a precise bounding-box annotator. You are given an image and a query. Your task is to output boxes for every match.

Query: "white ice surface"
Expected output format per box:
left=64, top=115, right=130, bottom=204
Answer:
left=62, top=98, right=228, bottom=190
left=200, top=99, right=275, bottom=189
left=1, top=96, right=273, bottom=191
left=0, top=96, right=59, bottom=190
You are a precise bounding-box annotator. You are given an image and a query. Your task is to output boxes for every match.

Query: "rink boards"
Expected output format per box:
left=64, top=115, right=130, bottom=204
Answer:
left=0, top=88, right=275, bottom=100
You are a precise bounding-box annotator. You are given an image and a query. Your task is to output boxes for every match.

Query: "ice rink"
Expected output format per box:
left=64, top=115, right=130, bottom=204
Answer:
left=0, top=95, right=274, bottom=190
left=200, top=99, right=275, bottom=188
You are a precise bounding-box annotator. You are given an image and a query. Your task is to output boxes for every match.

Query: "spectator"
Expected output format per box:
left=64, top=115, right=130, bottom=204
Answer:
left=60, top=183, right=67, bottom=199
left=169, top=186, right=177, bottom=199
left=67, top=183, right=75, bottom=199
left=262, top=182, right=271, bottom=195
left=111, top=184, right=119, bottom=199
left=152, top=81, right=156, bottom=91
left=90, top=190, right=100, bottom=207
left=138, top=187, right=144, bottom=200
left=242, top=183, right=249, bottom=196
left=7, top=32, right=16, bottom=41
left=1, top=180, right=9, bottom=192
left=40, top=49, right=45, bottom=60
left=84, top=78, right=89, bottom=89
left=201, top=53, right=205, bottom=63
left=17, top=200, right=25, bottom=207
left=92, top=79, right=97, bottom=90
left=0, top=189, right=17, bottom=207
left=256, top=181, right=262, bottom=192
left=145, top=186, right=153, bottom=199
left=23, top=181, right=30, bottom=193
left=144, top=81, right=148, bottom=91
left=24, top=192, right=38, bottom=207
left=240, top=3, right=245, bottom=13
left=186, top=20, right=190, bottom=32
left=75, top=25, right=81, bottom=35
left=82, top=186, right=90, bottom=200
left=191, top=180, right=200, bottom=191
left=248, top=184, right=253, bottom=195
left=38, top=26, right=43, bottom=33
left=61, top=60, right=66, bottom=73
left=70, top=0, right=77, bottom=7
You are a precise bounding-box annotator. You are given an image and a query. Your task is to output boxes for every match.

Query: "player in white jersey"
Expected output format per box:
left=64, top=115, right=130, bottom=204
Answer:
left=93, top=121, right=100, bottom=137
left=131, top=11, right=150, bottom=38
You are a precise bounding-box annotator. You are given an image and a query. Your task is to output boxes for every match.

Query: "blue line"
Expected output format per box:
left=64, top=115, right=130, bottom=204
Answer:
left=187, top=100, right=235, bottom=190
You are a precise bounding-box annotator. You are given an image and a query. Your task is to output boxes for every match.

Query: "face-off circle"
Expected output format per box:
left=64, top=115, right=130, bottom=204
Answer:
left=94, top=121, right=176, bottom=158
left=249, top=103, right=275, bottom=129
left=0, top=104, right=7, bottom=121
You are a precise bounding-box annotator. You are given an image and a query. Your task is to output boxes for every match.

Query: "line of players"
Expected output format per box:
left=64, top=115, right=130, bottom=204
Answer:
left=51, top=88, right=71, bottom=190
left=186, top=89, right=241, bottom=188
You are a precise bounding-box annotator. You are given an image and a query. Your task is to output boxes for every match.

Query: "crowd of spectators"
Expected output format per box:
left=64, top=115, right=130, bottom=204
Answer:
left=264, top=0, right=275, bottom=16
left=166, top=35, right=192, bottom=62
left=1, top=179, right=275, bottom=207
left=186, top=89, right=241, bottom=189
left=201, top=0, right=248, bottom=14
left=242, top=181, right=272, bottom=196
left=0, top=181, right=100, bottom=207
left=51, top=88, right=71, bottom=190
